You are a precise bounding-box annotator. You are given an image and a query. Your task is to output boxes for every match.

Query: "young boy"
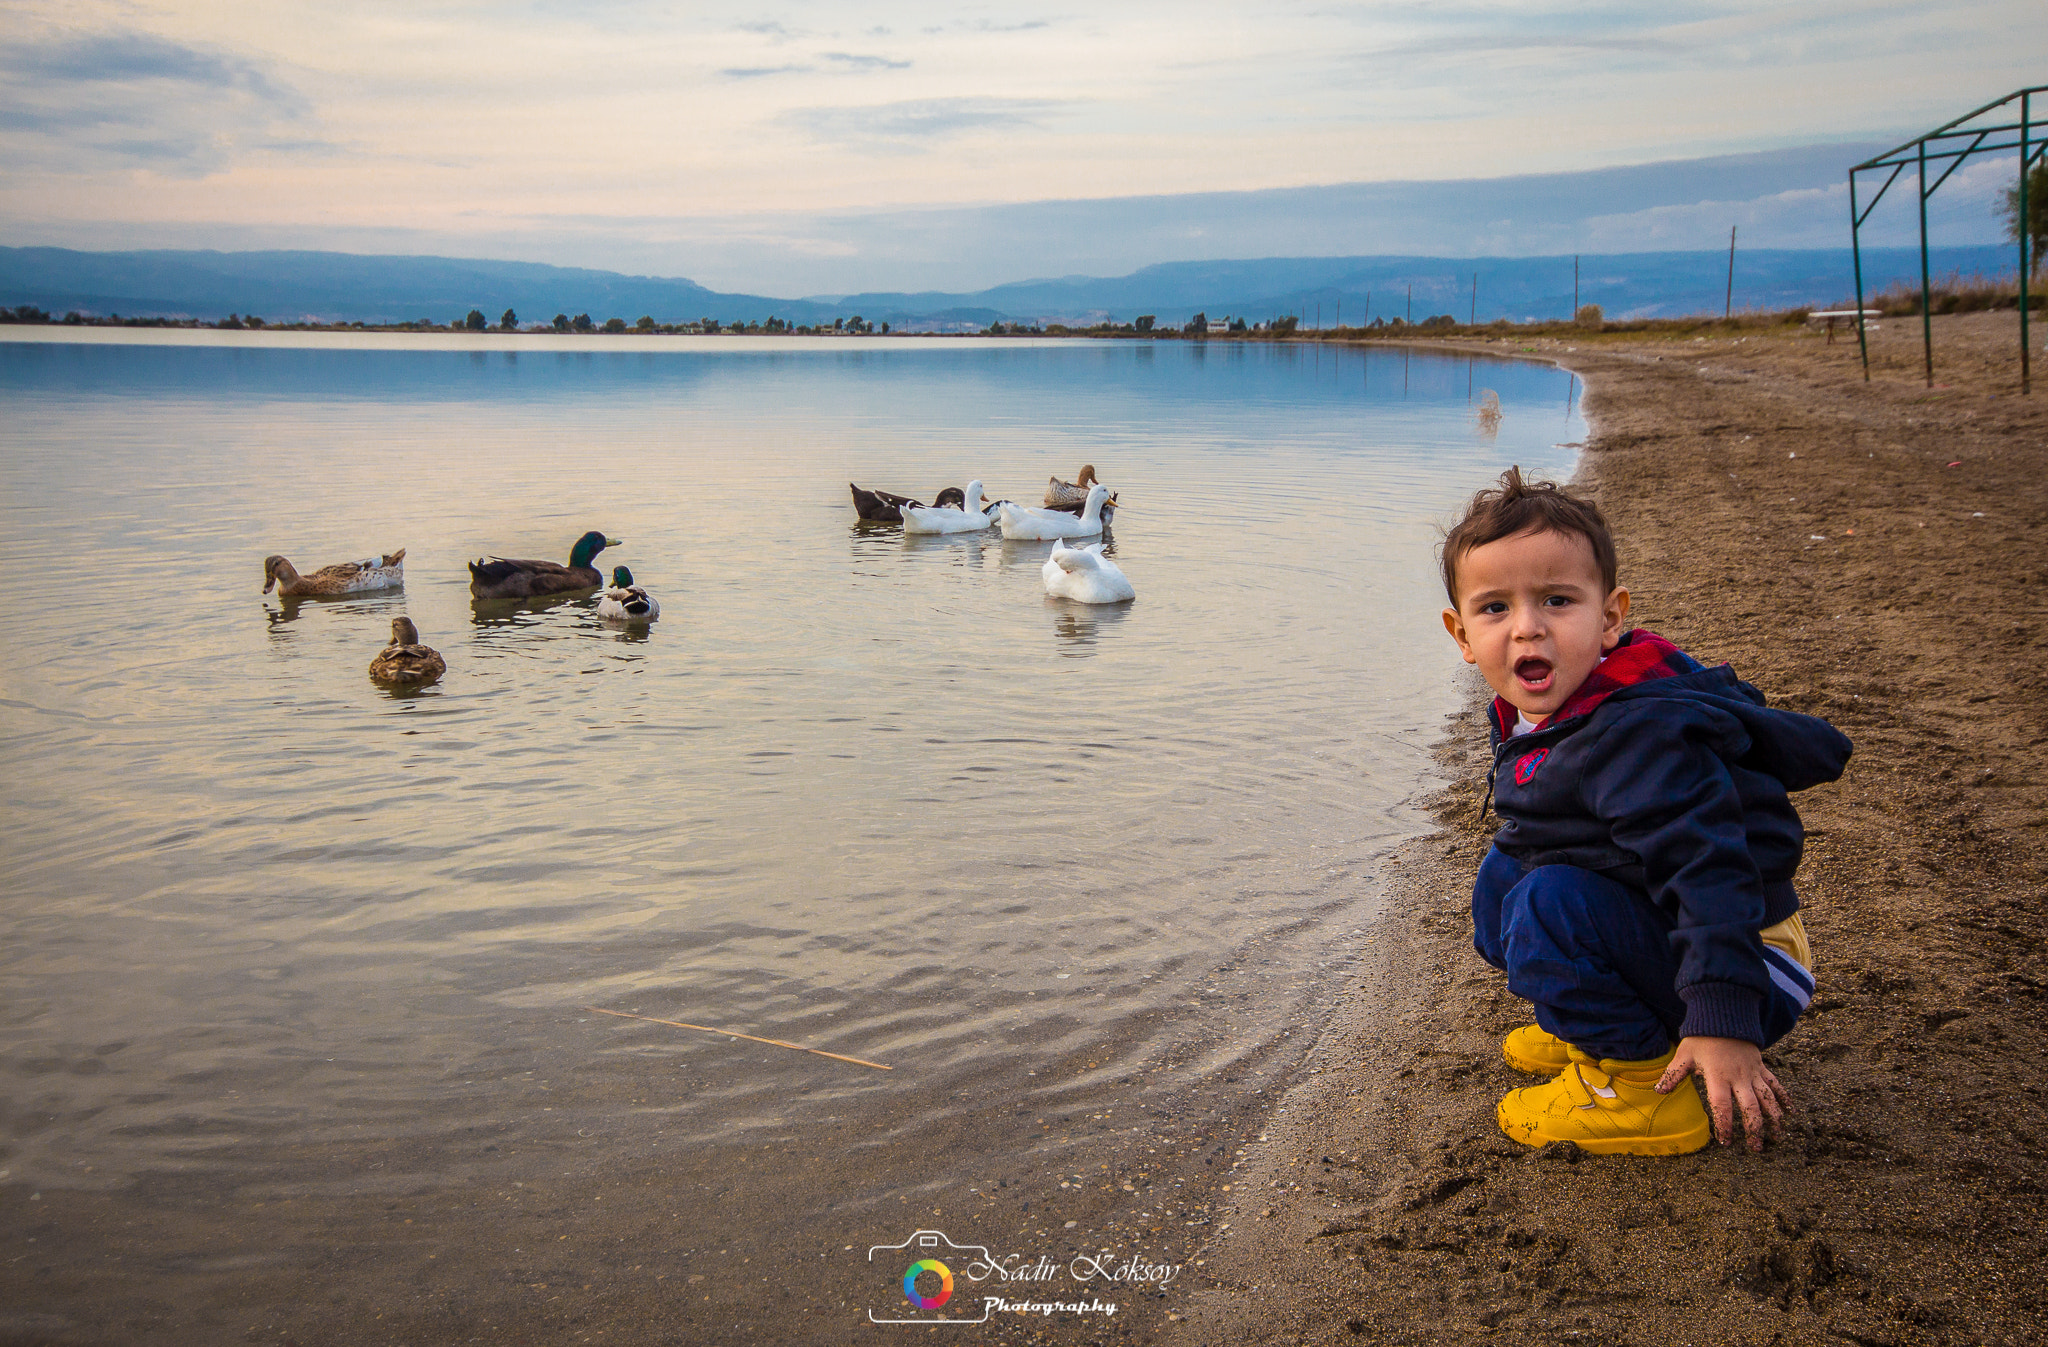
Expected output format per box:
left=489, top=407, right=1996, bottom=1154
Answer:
left=1439, top=468, right=1851, bottom=1155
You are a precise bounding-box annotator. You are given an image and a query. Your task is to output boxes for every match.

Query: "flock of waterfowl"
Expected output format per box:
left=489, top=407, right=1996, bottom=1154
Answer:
left=260, top=531, right=650, bottom=690
left=850, top=463, right=1136, bottom=601
left=266, top=466, right=1128, bottom=693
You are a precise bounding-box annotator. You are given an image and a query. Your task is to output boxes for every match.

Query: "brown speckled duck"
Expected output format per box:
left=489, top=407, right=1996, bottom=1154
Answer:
left=368, top=617, right=445, bottom=686
left=263, top=549, right=405, bottom=597
left=1044, top=466, right=1116, bottom=521
left=468, top=531, right=618, bottom=599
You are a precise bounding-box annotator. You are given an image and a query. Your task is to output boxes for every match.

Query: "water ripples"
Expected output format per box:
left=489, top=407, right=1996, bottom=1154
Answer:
left=0, top=334, right=1580, bottom=1190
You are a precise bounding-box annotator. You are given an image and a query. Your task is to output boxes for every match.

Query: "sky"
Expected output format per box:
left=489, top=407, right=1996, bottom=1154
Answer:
left=0, top=1, right=2041, bottom=294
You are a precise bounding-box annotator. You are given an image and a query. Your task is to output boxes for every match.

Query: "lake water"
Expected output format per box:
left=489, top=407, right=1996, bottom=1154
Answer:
left=0, top=330, right=1579, bottom=1341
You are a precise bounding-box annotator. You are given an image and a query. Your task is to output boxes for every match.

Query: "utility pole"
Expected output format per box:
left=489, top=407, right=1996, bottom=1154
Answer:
left=1470, top=272, right=1477, bottom=325
left=1725, top=225, right=1737, bottom=319
left=1406, top=284, right=1411, bottom=325
left=1573, top=255, right=1579, bottom=319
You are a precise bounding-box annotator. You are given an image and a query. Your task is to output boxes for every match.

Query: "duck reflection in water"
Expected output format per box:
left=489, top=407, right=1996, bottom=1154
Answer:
left=468, top=589, right=593, bottom=630
left=998, top=526, right=1114, bottom=571
left=899, top=530, right=989, bottom=567
left=1048, top=598, right=1133, bottom=655
left=264, top=591, right=402, bottom=640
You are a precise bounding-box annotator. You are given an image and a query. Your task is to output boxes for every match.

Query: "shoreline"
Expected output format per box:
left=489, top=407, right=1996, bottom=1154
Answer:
left=1164, top=310, right=2048, bottom=1346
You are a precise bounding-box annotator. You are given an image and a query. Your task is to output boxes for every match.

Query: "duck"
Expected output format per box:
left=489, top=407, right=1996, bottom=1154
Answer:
left=469, top=531, right=618, bottom=599
left=901, top=480, right=1000, bottom=534
left=998, top=482, right=1111, bottom=540
left=596, top=565, right=660, bottom=623
left=1043, top=465, right=1117, bottom=517
left=368, top=617, right=446, bottom=685
left=1042, top=540, right=1135, bottom=604
left=263, top=549, right=405, bottom=597
left=850, top=482, right=967, bottom=523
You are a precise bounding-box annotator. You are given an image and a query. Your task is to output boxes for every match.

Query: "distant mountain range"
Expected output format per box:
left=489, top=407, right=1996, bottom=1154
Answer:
left=0, top=244, right=2019, bottom=331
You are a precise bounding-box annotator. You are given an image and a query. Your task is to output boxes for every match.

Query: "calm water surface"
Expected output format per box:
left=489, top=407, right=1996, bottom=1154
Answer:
left=1, top=331, right=1577, bottom=1332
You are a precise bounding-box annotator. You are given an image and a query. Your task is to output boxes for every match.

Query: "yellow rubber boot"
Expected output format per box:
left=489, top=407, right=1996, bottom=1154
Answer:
left=1502, top=1025, right=1573, bottom=1075
left=1496, top=1047, right=1711, bottom=1155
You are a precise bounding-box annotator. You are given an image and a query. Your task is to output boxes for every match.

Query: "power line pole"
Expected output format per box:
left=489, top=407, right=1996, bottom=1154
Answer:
left=1470, top=272, right=1477, bottom=325
left=1573, top=255, right=1579, bottom=319
left=1725, top=225, right=1737, bottom=319
left=1406, top=284, right=1411, bottom=325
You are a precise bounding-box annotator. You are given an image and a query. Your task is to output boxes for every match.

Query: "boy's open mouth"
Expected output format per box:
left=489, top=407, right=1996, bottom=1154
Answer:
left=1514, top=657, right=1554, bottom=692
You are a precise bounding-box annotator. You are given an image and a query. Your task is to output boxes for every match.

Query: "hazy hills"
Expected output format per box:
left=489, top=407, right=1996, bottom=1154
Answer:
left=0, top=243, right=2018, bottom=331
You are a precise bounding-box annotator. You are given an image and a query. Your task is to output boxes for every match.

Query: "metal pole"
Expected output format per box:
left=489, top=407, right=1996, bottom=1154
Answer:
left=1406, top=284, right=1411, bottom=325
left=1470, top=272, right=1477, bottom=325
left=2022, top=91, right=2032, bottom=395
left=1725, top=225, right=1737, bottom=319
left=1919, top=140, right=1934, bottom=387
left=1573, top=255, right=1579, bottom=319
left=1851, top=170, right=1870, bottom=380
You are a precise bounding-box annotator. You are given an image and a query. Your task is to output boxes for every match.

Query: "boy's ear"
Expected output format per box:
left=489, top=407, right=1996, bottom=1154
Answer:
left=1442, top=606, right=1478, bottom=664
left=1601, top=586, right=1631, bottom=650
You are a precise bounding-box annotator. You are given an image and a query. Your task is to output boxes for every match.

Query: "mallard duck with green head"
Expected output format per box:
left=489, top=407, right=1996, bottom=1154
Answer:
left=263, top=548, right=405, bottom=597
left=468, top=531, right=619, bottom=599
left=596, top=565, right=660, bottom=623
left=368, top=617, right=446, bottom=686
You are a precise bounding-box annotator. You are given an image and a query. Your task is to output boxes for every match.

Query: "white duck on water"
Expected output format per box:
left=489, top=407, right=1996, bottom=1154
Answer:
left=1041, top=539, right=1135, bottom=604
left=998, top=482, right=1112, bottom=540
left=901, top=480, right=999, bottom=534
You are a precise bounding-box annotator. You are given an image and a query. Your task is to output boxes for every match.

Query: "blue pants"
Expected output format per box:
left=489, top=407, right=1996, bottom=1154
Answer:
left=1472, top=848, right=1806, bottom=1061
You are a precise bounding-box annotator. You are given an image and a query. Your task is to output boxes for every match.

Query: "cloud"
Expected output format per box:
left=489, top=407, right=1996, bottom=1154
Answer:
left=721, top=64, right=812, bottom=79
left=1, top=29, right=301, bottom=105
left=821, top=51, right=911, bottom=71
left=781, top=97, right=1065, bottom=146
left=0, top=26, right=319, bottom=174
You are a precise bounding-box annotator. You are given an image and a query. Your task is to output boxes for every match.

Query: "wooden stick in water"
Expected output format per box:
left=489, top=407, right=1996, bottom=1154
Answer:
left=582, top=1006, right=893, bottom=1070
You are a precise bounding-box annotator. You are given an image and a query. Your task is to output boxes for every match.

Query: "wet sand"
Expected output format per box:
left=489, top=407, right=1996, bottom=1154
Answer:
left=1166, top=310, right=2048, bottom=1346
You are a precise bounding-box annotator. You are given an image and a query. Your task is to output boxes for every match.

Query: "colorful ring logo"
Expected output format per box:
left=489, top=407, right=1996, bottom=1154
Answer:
left=902, top=1258, right=954, bottom=1310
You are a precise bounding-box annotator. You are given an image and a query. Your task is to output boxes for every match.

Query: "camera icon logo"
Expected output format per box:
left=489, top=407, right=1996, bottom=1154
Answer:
left=867, top=1230, right=993, bottom=1325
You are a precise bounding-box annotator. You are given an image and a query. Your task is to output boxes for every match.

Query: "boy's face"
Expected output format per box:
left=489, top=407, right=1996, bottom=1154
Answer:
left=1442, top=527, right=1630, bottom=721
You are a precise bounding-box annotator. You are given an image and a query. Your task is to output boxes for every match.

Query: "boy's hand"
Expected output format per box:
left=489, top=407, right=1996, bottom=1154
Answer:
left=1657, top=1036, right=1788, bottom=1151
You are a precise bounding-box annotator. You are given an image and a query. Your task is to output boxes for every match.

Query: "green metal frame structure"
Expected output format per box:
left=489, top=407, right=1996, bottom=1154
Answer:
left=1850, top=85, right=2045, bottom=392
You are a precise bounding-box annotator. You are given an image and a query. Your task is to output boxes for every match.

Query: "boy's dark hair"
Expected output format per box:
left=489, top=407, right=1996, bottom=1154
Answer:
left=1441, top=466, right=1616, bottom=605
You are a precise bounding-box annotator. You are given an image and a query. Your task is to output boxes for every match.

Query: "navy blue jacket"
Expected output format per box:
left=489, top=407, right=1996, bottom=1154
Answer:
left=1483, top=630, right=1853, bottom=1044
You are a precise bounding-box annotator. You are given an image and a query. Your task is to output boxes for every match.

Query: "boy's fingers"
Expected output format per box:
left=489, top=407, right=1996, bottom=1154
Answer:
left=1758, top=1074, right=1787, bottom=1130
left=1706, top=1079, right=1735, bottom=1145
left=1735, top=1083, right=1766, bottom=1152
left=1763, top=1070, right=1792, bottom=1116
left=1655, top=1048, right=1694, bottom=1094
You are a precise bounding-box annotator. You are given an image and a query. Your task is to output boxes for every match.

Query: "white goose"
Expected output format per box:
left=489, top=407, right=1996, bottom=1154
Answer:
left=1042, top=539, right=1135, bottom=604
left=999, top=482, right=1111, bottom=540
left=901, top=479, right=998, bottom=534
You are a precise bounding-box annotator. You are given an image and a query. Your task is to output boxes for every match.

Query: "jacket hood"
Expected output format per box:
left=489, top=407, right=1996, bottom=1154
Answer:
left=1490, top=629, right=1852, bottom=793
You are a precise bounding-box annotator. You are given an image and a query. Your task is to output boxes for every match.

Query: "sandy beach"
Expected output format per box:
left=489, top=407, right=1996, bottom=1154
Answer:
left=1165, top=310, right=2048, bottom=1347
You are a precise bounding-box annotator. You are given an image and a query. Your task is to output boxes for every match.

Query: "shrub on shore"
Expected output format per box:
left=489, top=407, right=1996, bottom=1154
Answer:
left=1872, top=272, right=2045, bottom=316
